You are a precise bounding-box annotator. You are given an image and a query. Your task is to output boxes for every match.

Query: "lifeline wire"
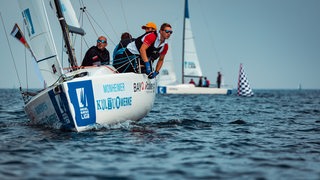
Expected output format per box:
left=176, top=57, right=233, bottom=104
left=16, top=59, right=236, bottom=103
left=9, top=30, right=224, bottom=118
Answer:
left=0, top=12, right=22, bottom=88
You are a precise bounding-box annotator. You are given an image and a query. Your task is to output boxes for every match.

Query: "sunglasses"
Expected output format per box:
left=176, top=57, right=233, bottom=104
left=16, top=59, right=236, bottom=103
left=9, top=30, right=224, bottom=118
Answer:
left=164, top=30, right=173, bottom=34
left=97, top=39, right=107, bottom=43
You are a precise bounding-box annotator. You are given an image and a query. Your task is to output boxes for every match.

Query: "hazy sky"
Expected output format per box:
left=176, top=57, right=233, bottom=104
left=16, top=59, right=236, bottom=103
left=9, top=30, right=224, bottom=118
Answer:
left=1, top=0, right=319, bottom=89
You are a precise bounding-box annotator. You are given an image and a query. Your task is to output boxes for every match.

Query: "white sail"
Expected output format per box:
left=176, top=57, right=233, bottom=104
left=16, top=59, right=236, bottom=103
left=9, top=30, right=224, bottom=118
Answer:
left=17, top=0, right=63, bottom=86
left=50, top=0, right=85, bottom=35
left=158, top=42, right=177, bottom=86
left=58, top=0, right=80, bottom=28
left=183, top=10, right=203, bottom=77
left=17, top=0, right=156, bottom=132
left=157, top=0, right=231, bottom=95
left=159, top=0, right=202, bottom=84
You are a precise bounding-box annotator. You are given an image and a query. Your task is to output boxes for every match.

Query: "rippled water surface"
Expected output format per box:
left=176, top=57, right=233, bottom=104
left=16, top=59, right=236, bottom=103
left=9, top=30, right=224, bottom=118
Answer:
left=1, top=89, right=320, bottom=179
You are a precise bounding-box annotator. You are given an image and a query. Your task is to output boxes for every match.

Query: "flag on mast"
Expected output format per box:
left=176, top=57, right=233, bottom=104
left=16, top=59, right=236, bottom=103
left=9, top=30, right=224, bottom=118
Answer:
left=11, top=23, right=36, bottom=60
left=11, top=23, right=29, bottom=47
left=238, top=63, right=254, bottom=97
left=11, top=23, right=45, bottom=87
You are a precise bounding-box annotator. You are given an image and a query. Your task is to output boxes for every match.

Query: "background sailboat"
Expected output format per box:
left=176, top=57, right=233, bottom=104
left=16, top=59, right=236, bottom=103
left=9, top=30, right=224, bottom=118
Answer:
left=157, top=42, right=177, bottom=86
left=157, top=0, right=231, bottom=95
left=237, top=63, right=254, bottom=97
left=182, top=0, right=203, bottom=82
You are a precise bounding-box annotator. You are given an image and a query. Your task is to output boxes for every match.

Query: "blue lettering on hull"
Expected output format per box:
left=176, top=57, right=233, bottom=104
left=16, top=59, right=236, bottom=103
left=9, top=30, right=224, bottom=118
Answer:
left=96, top=96, right=132, bottom=111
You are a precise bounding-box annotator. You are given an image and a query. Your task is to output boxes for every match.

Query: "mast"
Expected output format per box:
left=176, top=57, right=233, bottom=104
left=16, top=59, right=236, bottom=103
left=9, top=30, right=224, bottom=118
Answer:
left=182, top=0, right=188, bottom=84
left=53, top=0, right=78, bottom=70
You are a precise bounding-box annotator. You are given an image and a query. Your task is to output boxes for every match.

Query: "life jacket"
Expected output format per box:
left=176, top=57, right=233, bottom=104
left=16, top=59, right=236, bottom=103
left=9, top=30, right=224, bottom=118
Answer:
left=134, top=31, right=162, bottom=61
left=82, top=46, right=110, bottom=66
left=113, top=38, right=134, bottom=59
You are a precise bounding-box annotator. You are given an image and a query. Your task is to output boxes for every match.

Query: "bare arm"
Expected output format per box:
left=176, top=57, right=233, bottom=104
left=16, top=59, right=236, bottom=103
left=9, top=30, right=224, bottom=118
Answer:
left=139, top=43, right=149, bottom=63
left=155, top=54, right=165, bottom=72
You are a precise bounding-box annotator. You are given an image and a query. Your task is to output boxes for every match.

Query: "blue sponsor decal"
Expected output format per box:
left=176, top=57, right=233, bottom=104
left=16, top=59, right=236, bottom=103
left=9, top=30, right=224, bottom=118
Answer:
left=48, top=86, right=75, bottom=130
left=184, top=61, right=196, bottom=69
left=60, top=1, right=67, bottom=13
left=68, top=80, right=96, bottom=127
left=96, top=96, right=132, bottom=111
left=157, top=86, right=167, bottom=94
left=22, top=8, right=35, bottom=36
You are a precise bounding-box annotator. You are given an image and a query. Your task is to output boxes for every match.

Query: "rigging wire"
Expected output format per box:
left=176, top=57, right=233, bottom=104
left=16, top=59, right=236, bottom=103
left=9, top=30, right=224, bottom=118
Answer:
left=198, top=1, right=223, bottom=72
left=120, top=0, right=130, bottom=32
left=23, top=23, right=29, bottom=90
left=81, top=7, right=116, bottom=46
left=76, top=1, right=141, bottom=73
left=61, top=35, right=64, bottom=68
left=0, top=12, right=22, bottom=89
left=65, top=0, right=134, bottom=73
left=84, top=11, right=99, bottom=37
left=75, top=0, right=101, bottom=66
left=76, top=0, right=90, bottom=63
left=75, top=0, right=132, bottom=52
left=78, top=0, right=86, bottom=61
left=96, top=0, right=118, bottom=46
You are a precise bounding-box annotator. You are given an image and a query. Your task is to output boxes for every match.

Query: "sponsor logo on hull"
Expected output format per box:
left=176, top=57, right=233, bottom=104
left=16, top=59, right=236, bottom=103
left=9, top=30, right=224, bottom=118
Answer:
left=157, top=86, right=167, bottom=94
left=134, top=81, right=156, bottom=92
left=48, top=86, right=74, bottom=129
left=96, top=96, right=132, bottom=111
left=68, top=80, right=96, bottom=127
left=97, top=82, right=132, bottom=111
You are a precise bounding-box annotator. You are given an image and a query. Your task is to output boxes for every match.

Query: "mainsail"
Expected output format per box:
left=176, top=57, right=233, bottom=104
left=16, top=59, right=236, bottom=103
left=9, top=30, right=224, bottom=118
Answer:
left=183, top=0, right=203, bottom=81
left=17, top=0, right=84, bottom=86
left=238, top=63, right=254, bottom=97
left=159, top=0, right=205, bottom=85
left=11, top=23, right=45, bottom=85
left=13, top=0, right=156, bottom=132
left=17, top=0, right=62, bottom=86
left=51, top=0, right=85, bottom=35
left=158, top=42, right=177, bottom=86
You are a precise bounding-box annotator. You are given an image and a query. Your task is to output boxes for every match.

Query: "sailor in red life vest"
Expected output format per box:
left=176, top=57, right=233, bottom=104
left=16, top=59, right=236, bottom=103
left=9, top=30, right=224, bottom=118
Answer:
left=189, top=78, right=196, bottom=85
left=113, top=23, right=173, bottom=79
left=203, top=77, right=210, bottom=87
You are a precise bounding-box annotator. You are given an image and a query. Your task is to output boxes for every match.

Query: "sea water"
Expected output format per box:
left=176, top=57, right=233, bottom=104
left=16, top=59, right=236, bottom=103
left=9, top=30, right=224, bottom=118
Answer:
left=0, top=89, right=319, bottom=179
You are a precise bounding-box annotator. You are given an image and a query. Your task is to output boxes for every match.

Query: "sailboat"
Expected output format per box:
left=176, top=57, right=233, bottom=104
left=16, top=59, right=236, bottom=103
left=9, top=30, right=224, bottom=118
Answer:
left=11, top=0, right=156, bottom=132
left=157, top=0, right=231, bottom=95
left=157, top=41, right=177, bottom=86
left=237, top=63, right=254, bottom=97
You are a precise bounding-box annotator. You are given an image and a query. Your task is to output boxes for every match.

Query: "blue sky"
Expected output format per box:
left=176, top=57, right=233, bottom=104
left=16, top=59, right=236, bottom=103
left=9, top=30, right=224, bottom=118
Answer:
left=1, top=0, right=319, bottom=89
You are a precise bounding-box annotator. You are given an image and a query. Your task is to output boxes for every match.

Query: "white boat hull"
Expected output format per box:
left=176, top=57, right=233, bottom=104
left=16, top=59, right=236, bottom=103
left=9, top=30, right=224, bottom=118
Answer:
left=157, top=84, right=232, bottom=95
left=24, top=66, right=156, bottom=132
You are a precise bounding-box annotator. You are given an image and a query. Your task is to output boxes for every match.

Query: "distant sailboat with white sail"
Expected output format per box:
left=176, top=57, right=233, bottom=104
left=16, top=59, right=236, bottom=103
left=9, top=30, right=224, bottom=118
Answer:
left=157, top=41, right=177, bottom=86
left=237, top=63, right=254, bottom=97
left=157, top=0, right=231, bottom=95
